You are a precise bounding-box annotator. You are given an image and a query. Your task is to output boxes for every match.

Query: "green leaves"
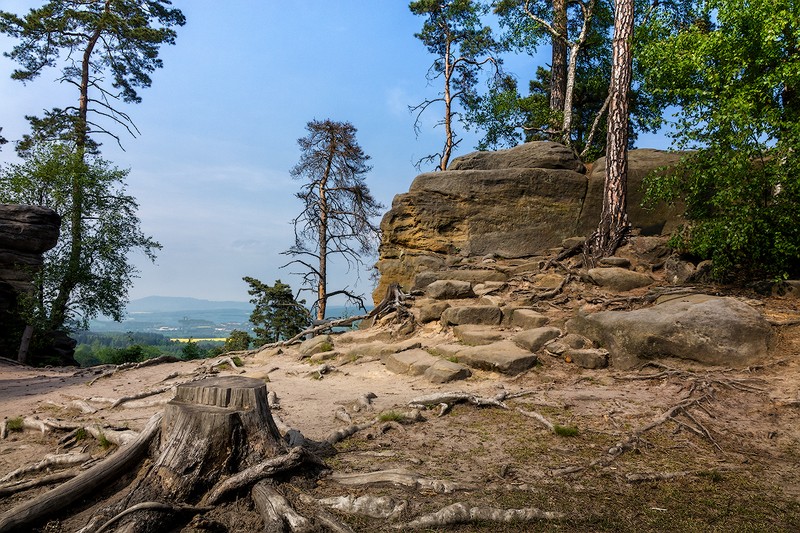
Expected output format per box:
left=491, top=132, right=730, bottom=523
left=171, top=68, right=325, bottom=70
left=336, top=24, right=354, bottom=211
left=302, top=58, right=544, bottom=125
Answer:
left=244, top=277, right=310, bottom=345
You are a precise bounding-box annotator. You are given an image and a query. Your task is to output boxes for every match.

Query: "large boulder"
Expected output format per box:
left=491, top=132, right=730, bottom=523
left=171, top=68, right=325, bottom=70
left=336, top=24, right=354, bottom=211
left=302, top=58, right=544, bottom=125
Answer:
left=374, top=143, right=688, bottom=303
left=566, top=294, right=772, bottom=369
left=0, top=204, right=62, bottom=364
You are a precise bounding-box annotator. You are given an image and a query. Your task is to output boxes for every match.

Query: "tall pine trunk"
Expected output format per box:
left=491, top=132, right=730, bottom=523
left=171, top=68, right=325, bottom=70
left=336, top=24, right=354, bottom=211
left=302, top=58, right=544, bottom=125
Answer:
left=550, top=0, right=568, bottom=133
left=586, top=0, right=633, bottom=261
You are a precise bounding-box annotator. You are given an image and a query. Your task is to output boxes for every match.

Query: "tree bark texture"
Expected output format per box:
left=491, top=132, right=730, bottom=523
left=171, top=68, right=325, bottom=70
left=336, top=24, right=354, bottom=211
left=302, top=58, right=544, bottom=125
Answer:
left=587, top=0, right=633, bottom=260
left=550, top=0, right=568, bottom=121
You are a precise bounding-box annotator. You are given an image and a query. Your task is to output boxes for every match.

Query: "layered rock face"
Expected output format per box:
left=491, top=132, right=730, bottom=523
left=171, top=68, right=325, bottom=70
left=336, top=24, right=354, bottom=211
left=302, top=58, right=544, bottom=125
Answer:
left=0, top=204, right=61, bottom=361
left=375, top=142, right=684, bottom=301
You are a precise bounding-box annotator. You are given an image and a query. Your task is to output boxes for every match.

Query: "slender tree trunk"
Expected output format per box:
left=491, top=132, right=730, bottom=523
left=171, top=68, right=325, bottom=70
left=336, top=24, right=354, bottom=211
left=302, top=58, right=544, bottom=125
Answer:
left=560, top=0, right=594, bottom=147
left=550, top=0, right=568, bottom=132
left=17, top=324, right=34, bottom=364
left=48, top=12, right=105, bottom=330
left=317, top=141, right=335, bottom=321
left=585, top=0, right=633, bottom=261
left=441, top=37, right=454, bottom=171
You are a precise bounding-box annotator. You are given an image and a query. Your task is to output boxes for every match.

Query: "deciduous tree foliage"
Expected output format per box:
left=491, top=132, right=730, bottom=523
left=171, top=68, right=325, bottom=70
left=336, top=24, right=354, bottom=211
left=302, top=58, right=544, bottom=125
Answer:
left=640, top=0, right=800, bottom=279
left=410, top=0, right=501, bottom=170
left=283, top=119, right=383, bottom=320
left=243, top=277, right=310, bottom=345
left=0, top=143, right=161, bottom=331
left=0, top=0, right=184, bottom=331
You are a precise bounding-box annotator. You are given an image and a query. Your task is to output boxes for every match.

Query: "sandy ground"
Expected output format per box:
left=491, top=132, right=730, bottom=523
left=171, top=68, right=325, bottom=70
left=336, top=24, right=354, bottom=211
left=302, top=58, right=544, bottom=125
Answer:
left=1, top=290, right=799, bottom=531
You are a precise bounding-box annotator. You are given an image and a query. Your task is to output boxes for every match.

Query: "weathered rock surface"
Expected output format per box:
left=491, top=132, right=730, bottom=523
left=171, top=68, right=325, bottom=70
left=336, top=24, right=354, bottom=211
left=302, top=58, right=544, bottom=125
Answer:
left=424, top=359, right=472, bottom=383
left=417, top=301, right=451, bottom=323
left=453, top=325, right=508, bottom=346
left=375, top=143, right=688, bottom=302
left=512, top=327, right=562, bottom=352
left=565, top=348, right=609, bottom=369
left=441, top=305, right=502, bottom=326
left=510, top=309, right=550, bottom=329
left=0, top=204, right=62, bottom=364
left=441, top=340, right=539, bottom=375
left=383, top=349, right=472, bottom=383
left=567, top=295, right=772, bottom=369
left=588, top=267, right=654, bottom=292
left=425, top=279, right=474, bottom=300
left=413, top=269, right=507, bottom=290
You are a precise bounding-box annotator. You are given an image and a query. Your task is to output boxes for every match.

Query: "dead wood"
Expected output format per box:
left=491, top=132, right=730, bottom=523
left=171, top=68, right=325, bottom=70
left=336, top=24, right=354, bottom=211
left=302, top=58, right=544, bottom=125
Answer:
left=516, top=407, right=555, bottom=432
left=329, top=468, right=468, bottom=494
left=110, top=385, right=174, bottom=409
left=252, top=481, right=313, bottom=533
left=0, top=452, right=91, bottom=483
left=252, top=314, right=371, bottom=352
left=203, top=446, right=320, bottom=505
left=326, top=419, right=379, bottom=445
left=94, top=502, right=212, bottom=533
left=308, top=493, right=407, bottom=520
left=0, top=412, right=162, bottom=533
left=400, top=501, right=565, bottom=529
left=0, top=470, right=77, bottom=497
left=408, top=392, right=508, bottom=411
left=88, top=355, right=181, bottom=385
left=625, top=471, right=693, bottom=483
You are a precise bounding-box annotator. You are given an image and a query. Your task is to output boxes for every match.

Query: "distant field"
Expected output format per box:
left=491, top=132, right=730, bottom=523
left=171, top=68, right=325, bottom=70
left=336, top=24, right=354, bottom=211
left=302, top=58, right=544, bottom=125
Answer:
left=170, top=338, right=226, bottom=343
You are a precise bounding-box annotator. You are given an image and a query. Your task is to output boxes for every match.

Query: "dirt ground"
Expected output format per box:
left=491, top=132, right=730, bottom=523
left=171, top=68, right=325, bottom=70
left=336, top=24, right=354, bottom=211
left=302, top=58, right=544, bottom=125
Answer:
left=1, top=292, right=800, bottom=532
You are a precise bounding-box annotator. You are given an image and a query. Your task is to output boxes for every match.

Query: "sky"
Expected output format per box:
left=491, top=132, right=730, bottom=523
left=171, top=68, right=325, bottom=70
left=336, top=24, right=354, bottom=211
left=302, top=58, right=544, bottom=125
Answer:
left=0, top=1, right=671, bottom=306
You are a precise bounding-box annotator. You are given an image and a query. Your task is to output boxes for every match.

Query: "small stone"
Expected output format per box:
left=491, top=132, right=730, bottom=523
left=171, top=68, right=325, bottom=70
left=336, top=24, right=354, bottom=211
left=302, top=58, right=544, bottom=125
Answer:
left=565, top=348, right=609, bottom=369
left=424, top=359, right=472, bottom=383
left=599, top=256, right=631, bottom=268
left=453, top=325, right=507, bottom=346
left=418, top=301, right=451, bottom=323
left=426, top=280, right=474, bottom=300
left=512, top=327, right=562, bottom=352
left=298, top=335, right=334, bottom=357
left=511, top=309, right=549, bottom=329
left=588, top=267, right=653, bottom=292
left=441, top=305, right=502, bottom=326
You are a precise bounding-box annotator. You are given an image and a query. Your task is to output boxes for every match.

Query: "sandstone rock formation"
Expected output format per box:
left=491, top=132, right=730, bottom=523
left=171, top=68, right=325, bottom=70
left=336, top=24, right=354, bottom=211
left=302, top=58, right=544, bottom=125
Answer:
left=0, top=204, right=61, bottom=362
left=375, top=142, right=686, bottom=301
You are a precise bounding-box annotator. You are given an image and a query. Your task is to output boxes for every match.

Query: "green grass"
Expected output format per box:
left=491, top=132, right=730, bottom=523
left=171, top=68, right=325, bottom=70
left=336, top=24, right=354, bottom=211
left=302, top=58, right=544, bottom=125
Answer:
left=554, top=424, right=579, bottom=437
left=5, top=417, right=23, bottom=432
left=378, top=410, right=407, bottom=423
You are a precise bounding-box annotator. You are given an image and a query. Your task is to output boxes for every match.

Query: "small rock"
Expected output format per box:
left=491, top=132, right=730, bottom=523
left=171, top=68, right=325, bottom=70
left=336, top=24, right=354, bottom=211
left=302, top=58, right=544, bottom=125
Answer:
left=441, top=305, right=502, bottom=326
left=665, top=255, right=696, bottom=284
left=298, top=335, right=334, bottom=357
left=424, top=359, right=472, bottom=383
left=511, top=309, right=549, bottom=329
left=512, top=327, right=562, bottom=352
left=383, top=349, right=439, bottom=376
left=565, top=348, right=609, bottom=369
left=418, top=301, right=451, bottom=323
left=588, top=267, right=653, bottom=291
left=456, top=341, right=538, bottom=375
left=453, top=325, right=507, bottom=346
left=531, top=273, right=566, bottom=289
left=773, top=280, right=800, bottom=299
left=426, top=280, right=475, bottom=300
left=599, top=256, right=631, bottom=268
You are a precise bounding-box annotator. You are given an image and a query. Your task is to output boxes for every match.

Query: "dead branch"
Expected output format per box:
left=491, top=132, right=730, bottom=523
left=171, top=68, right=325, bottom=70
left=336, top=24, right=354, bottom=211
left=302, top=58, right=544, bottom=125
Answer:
left=625, top=471, right=692, bottom=483
left=326, top=419, right=379, bottom=445
left=408, top=392, right=508, bottom=411
left=0, top=412, right=162, bottom=533
left=308, top=493, right=408, bottom=520
left=516, top=408, right=555, bottom=432
left=400, top=501, right=565, bottom=529
left=88, top=355, right=180, bottom=385
left=94, top=501, right=212, bottom=533
left=111, top=385, right=174, bottom=409
left=251, top=313, right=370, bottom=352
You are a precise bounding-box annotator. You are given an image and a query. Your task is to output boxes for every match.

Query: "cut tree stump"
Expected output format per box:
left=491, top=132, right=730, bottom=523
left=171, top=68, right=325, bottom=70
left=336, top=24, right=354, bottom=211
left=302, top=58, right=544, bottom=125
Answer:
left=101, top=376, right=293, bottom=532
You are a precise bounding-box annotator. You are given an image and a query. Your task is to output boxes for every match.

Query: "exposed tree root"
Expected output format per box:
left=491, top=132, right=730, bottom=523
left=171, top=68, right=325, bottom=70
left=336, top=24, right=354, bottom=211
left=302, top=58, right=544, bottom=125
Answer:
left=203, top=446, right=324, bottom=505
left=0, top=470, right=77, bottom=497
left=0, top=412, right=162, bottom=533
left=408, top=392, right=509, bottom=413
left=251, top=314, right=371, bottom=352
left=252, top=482, right=313, bottom=532
left=0, top=452, right=91, bottom=483
left=399, top=501, right=565, bottom=529
left=307, top=493, right=408, bottom=520
left=94, top=501, right=212, bottom=533
left=329, top=468, right=469, bottom=494
left=87, top=355, right=181, bottom=385
left=326, top=419, right=379, bottom=445
left=516, top=407, right=555, bottom=432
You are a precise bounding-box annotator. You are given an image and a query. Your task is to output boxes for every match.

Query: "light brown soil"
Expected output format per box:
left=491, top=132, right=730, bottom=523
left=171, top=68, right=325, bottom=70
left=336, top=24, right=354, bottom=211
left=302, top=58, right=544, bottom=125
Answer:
left=2, top=266, right=800, bottom=531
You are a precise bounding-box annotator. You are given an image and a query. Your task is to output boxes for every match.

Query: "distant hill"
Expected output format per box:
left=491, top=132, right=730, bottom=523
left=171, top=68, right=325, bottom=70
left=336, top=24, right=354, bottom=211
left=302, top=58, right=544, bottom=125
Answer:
left=126, top=296, right=252, bottom=313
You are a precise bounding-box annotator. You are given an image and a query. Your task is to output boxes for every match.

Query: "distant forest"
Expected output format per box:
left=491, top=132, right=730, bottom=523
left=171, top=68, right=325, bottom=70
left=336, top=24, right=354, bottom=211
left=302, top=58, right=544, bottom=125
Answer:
left=73, top=331, right=225, bottom=368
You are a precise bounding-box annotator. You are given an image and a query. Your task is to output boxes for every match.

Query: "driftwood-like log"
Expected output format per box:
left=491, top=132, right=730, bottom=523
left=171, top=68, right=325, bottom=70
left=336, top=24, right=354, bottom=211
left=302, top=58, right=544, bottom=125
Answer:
left=400, top=502, right=565, bottom=529
left=408, top=392, right=508, bottom=411
left=0, top=452, right=91, bottom=483
left=329, top=468, right=468, bottom=494
left=0, top=471, right=77, bottom=497
left=0, top=412, right=162, bottom=533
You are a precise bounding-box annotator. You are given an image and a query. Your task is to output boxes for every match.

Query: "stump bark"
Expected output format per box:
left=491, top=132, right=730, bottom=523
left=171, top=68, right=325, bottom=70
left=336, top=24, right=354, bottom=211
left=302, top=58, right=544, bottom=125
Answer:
left=116, top=376, right=289, bottom=531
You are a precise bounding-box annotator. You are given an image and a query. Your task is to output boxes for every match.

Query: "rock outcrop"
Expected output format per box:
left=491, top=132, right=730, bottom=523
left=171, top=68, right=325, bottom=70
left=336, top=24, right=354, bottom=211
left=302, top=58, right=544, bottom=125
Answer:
left=0, top=204, right=62, bottom=363
left=375, top=142, right=686, bottom=301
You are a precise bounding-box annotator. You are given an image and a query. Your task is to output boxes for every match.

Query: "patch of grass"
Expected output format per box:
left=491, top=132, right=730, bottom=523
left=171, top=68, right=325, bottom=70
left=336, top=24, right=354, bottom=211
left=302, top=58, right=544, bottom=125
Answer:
left=97, top=432, right=112, bottom=449
left=445, top=355, right=460, bottom=363
left=5, top=417, right=24, bottom=432
left=74, top=427, right=88, bottom=441
left=378, top=410, right=406, bottom=423
left=318, top=342, right=334, bottom=353
left=231, top=356, right=243, bottom=367
left=554, top=424, right=579, bottom=437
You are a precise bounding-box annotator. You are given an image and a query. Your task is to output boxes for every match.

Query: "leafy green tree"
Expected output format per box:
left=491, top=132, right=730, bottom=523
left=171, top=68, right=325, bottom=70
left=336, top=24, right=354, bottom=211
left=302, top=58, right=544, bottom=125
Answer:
left=0, top=1, right=184, bottom=331
left=640, top=0, right=800, bottom=280
left=181, top=338, right=202, bottom=360
left=283, top=120, right=382, bottom=320
left=409, top=0, right=501, bottom=170
left=224, top=330, right=252, bottom=352
left=244, top=277, right=310, bottom=345
left=0, top=142, right=160, bottom=331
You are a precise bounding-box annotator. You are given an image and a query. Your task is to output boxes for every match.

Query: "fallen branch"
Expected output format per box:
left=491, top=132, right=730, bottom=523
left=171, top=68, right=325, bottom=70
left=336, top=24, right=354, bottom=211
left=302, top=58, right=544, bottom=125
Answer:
left=400, top=502, right=564, bottom=529
left=88, top=355, right=181, bottom=385
left=251, top=314, right=370, bottom=352
left=0, top=412, right=162, bottom=533
left=516, top=408, right=555, bottom=432
left=111, top=385, right=174, bottom=409
left=326, top=419, right=378, bottom=445
left=408, top=392, right=508, bottom=411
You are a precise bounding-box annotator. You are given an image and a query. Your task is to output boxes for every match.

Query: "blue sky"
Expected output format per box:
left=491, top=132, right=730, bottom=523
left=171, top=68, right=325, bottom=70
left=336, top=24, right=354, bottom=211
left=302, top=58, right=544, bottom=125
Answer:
left=0, top=1, right=670, bottom=306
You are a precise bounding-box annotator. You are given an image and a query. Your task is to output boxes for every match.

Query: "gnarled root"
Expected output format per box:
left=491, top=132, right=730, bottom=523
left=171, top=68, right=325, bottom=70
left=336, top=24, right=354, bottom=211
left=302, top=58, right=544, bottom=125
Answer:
left=399, top=501, right=564, bottom=529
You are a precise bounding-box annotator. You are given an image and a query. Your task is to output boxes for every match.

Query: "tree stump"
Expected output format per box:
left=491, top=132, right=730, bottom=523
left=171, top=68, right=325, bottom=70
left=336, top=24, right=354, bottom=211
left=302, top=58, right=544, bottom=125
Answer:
left=116, top=376, right=289, bottom=531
